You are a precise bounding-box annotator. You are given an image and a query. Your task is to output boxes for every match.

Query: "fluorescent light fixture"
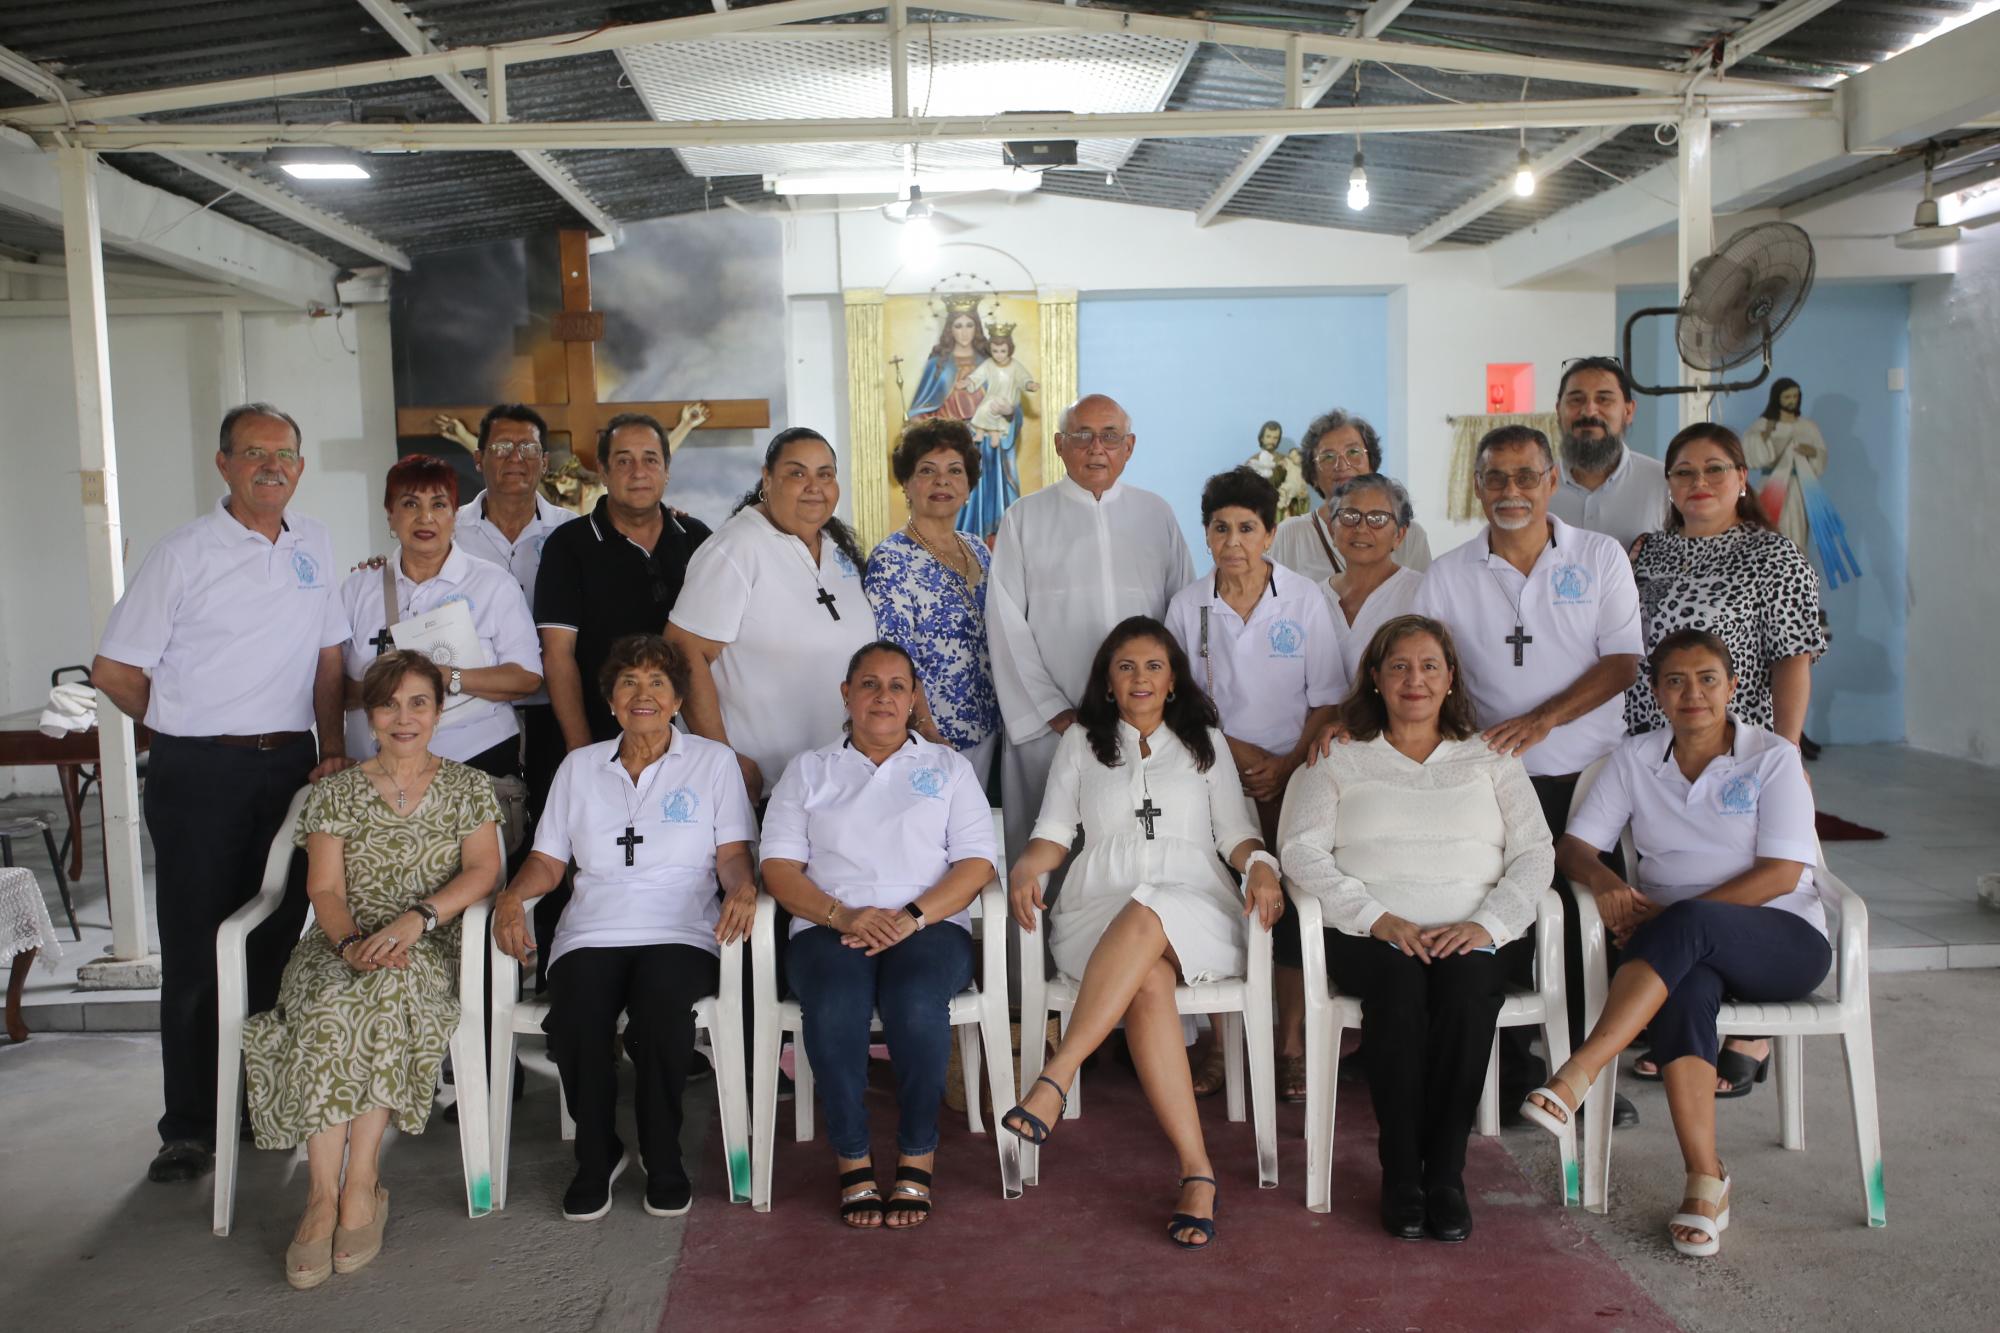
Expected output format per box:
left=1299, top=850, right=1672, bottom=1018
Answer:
left=268, top=147, right=370, bottom=181
left=1346, top=152, right=1370, bottom=212
left=1513, top=148, right=1536, bottom=198
left=768, top=167, right=1041, bottom=196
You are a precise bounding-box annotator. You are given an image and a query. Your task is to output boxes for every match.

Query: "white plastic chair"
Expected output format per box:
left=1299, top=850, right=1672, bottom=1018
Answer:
left=749, top=811, right=1022, bottom=1212
left=214, top=788, right=497, bottom=1236
left=1016, top=867, right=1277, bottom=1191
left=1296, top=885, right=1576, bottom=1212
left=1566, top=757, right=1884, bottom=1225
left=487, top=915, right=751, bottom=1209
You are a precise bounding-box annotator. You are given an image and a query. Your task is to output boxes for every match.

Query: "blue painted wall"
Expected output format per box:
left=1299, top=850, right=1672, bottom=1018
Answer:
left=1079, top=292, right=1392, bottom=561
left=1617, top=282, right=1911, bottom=745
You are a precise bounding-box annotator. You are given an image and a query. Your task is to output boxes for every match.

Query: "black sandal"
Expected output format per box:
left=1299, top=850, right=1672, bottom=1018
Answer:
left=1715, top=1047, right=1771, bottom=1099
left=1001, top=1074, right=1069, bottom=1145
left=837, top=1165, right=883, bottom=1229
left=1167, top=1175, right=1217, bottom=1250
left=886, top=1166, right=933, bottom=1229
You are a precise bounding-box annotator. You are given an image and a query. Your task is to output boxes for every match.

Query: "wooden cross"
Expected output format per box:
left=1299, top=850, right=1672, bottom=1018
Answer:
left=1505, top=623, right=1533, bottom=667
left=395, top=230, right=771, bottom=470
left=616, top=825, right=645, bottom=867
left=816, top=586, right=841, bottom=620
left=1135, top=796, right=1162, bottom=840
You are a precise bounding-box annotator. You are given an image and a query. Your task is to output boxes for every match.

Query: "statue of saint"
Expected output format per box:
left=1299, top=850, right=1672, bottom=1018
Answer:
left=1741, top=378, right=1826, bottom=557
left=1244, top=420, right=1311, bottom=521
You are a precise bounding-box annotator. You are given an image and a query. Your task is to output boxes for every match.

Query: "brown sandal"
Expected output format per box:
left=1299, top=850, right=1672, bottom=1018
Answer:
left=1191, top=1043, right=1229, bottom=1099
left=1278, top=1053, right=1308, bottom=1103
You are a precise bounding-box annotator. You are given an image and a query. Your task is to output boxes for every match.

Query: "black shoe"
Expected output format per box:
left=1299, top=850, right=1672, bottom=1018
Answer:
left=147, top=1140, right=214, bottom=1183
left=1380, top=1182, right=1426, bottom=1240
left=1424, top=1185, right=1473, bottom=1242
left=1613, top=1092, right=1640, bottom=1128
left=562, top=1152, right=628, bottom=1222
left=644, top=1174, right=693, bottom=1218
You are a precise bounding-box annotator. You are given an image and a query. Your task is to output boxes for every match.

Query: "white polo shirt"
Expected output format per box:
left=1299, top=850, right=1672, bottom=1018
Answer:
left=760, top=735, right=997, bottom=938
left=1413, top=516, right=1642, bottom=777
left=668, top=507, right=877, bottom=787
left=532, top=730, right=757, bottom=969
left=1568, top=723, right=1825, bottom=936
left=1328, top=564, right=1426, bottom=682
left=1163, top=561, right=1348, bottom=753
left=97, top=497, right=348, bottom=736
left=454, top=490, right=570, bottom=603
left=1550, top=447, right=1669, bottom=551
left=337, top=544, right=543, bottom=764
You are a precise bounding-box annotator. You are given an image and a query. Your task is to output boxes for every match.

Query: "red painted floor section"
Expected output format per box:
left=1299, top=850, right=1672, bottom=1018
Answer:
left=663, top=1059, right=1682, bottom=1333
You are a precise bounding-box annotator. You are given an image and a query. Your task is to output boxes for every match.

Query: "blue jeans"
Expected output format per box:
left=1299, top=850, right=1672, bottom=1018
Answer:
left=1621, top=899, right=1831, bottom=1067
left=786, top=922, right=973, bottom=1159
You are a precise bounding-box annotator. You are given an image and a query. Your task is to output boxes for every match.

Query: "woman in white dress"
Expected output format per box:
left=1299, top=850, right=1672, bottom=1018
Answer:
left=1322, top=473, right=1427, bottom=682
left=1002, top=616, right=1284, bottom=1249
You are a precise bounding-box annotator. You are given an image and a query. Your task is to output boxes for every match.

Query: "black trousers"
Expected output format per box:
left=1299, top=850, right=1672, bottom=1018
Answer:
left=144, top=733, right=315, bottom=1145
left=1327, top=930, right=1524, bottom=1190
left=544, top=943, right=720, bottom=1188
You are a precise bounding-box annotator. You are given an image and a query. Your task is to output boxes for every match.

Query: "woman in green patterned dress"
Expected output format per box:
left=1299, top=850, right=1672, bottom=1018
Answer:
left=244, top=650, right=503, bottom=1289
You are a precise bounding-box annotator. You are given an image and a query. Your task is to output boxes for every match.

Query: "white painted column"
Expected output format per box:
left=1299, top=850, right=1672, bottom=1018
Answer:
left=58, top=144, right=150, bottom=964
left=1676, top=106, right=1714, bottom=428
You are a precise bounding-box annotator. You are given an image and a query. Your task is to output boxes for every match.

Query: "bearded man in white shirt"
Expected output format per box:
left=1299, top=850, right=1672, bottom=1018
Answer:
left=986, top=394, right=1196, bottom=863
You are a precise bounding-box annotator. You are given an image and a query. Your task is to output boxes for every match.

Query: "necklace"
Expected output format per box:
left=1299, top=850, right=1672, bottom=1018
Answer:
left=614, top=740, right=672, bottom=867
left=903, top=521, right=982, bottom=615
left=772, top=510, right=842, bottom=621
left=371, top=755, right=438, bottom=812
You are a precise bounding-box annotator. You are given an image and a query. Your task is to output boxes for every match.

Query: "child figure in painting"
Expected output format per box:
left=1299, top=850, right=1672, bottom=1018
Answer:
left=959, top=327, right=1038, bottom=541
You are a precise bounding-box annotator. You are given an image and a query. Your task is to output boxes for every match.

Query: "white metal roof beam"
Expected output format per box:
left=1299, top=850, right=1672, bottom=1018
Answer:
left=354, top=0, right=625, bottom=246
left=1192, top=0, right=1417, bottom=228
left=1695, top=0, right=1849, bottom=75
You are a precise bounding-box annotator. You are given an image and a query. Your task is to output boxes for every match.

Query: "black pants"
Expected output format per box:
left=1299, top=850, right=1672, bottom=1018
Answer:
left=145, top=733, right=314, bottom=1146
left=1327, top=929, right=1524, bottom=1190
left=544, top=943, right=720, bottom=1188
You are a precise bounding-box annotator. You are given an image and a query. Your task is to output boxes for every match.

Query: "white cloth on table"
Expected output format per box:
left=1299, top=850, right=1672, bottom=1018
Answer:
left=1271, top=508, right=1434, bottom=584
left=38, top=683, right=98, bottom=739
left=1325, top=564, right=1426, bottom=681
left=1278, top=734, right=1552, bottom=947
left=0, top=866, right=62, bottom=970
left=1032, top=722, right=1258, bottom=984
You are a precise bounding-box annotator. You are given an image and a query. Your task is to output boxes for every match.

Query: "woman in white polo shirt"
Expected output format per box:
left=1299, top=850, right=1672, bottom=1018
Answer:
left=339, top=455, right=543, bottom=778
left=1165, top=466, right=1345, bottom=1104
left=1521, top=628, right=1830, bottom=1259
left=759, top=641, right=997, bottom=1231
left=669, top=427, right=878, bottom=804
left=1323, top=473, right=1427, bottom=682
left=492, top=634, right=758, bottom=1223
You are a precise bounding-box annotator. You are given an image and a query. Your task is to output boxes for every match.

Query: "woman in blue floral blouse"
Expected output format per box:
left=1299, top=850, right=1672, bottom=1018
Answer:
left=864, top=419, right=1002, bottom=790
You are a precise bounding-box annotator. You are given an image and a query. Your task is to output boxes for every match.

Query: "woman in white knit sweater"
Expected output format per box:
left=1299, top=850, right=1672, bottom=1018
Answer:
left=1280, top=614, right=1553, bottom=1243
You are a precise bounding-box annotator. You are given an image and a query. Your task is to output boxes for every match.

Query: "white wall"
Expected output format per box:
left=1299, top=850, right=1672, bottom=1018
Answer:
left=1907, top=223, right=2000, bottom=763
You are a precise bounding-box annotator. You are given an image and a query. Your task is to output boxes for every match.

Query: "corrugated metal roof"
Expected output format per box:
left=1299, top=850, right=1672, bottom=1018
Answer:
left=0, top=1, right=1983, bottom=265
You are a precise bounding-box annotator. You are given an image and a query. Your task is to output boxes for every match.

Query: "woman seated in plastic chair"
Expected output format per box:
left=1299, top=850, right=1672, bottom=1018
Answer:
left=243, top=651, right=503, bottom=1290
left=492, top=634, right=758, bottom=1223
left=758, top=640, right=997, bottom=1231
left=1280, top=615, right=1552, bottom=1244
left=1521, top=628, right=1829, bottom=1258
left=1001, top=616, right=1284, bottom=1250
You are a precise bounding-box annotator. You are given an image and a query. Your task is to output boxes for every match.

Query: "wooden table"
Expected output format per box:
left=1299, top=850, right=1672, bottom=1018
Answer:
left=0, top=710, right=152, bottom=883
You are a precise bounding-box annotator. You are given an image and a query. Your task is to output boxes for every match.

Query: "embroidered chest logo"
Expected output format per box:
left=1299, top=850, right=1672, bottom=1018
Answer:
left=909, top=766, right=946, bottom=799
left=1718, top=772, right=1762, bottom=815
left=832, top=548, right=858, bottom=579
left=1550, top=562, right=1594, bottom=606
left=291, top=550, right=320, bottom=588
left=661, top=788, right=700, bottom=823
left=1267, top=618, right=1305, bottom=658
left=436, top=591, right=475, bottom=614
left=533, top=535, right=548, bottom=556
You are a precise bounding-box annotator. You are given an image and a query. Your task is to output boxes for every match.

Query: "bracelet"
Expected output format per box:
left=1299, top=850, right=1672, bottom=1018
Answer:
left=825, top=900, right=841, bottom=929
left=332, top=931, right=366, bottom=958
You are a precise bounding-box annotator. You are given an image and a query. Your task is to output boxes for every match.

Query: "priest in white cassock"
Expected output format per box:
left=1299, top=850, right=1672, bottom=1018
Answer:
left=1412, top=423, right=1643, bottom=1124
left=987, top=393, right=1196, bottom=864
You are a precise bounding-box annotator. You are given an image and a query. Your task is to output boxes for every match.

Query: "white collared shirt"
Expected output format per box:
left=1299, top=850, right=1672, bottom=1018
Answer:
left=454, top=490, right=570, bottom=603
left=1413, top=516, right=1642, bottom=777
left=760, top=735, right=996, bottom=937
left=1271, top=508, right=1433, bottom=583
left=337, top=544, right=543, bottom=764
left=1164, top=561, right=1348, bottom=753
left=97, top=497, right=348, bottom=736
left=1326, top=563, right=1426, bottom=681
left=668, top=507, right=878, bottom=787
left=532, top=730, right=757, bottom=967
left=987, top=477, right=1196, bottom=746
left=1550, top=447, right=1669, bottom=551
left=1568, top=723, right=1825, bottom=936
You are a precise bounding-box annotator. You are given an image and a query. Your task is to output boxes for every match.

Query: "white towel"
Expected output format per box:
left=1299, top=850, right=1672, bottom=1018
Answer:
left=38, top=682, right=98, bottom=739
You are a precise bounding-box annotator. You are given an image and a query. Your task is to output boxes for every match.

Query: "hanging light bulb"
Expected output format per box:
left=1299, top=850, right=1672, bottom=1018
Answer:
left=1513, top=146, right=1536, bottom=198
left=1346, top=151, right=1370, bottom=212
left=900, top=185, right=937, bottom=261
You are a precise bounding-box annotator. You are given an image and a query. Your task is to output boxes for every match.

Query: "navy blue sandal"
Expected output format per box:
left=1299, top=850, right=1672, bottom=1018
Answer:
left=1167, top=1174, right=1218, bottom=1250
left=1001, top=1074, right=1069, bottom=1145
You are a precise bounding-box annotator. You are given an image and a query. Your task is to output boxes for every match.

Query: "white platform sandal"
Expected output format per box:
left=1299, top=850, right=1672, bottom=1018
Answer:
left=1519, top=1059, right=1591, bottom=1142
left=1670, top=1171, right=1731, bottom=1257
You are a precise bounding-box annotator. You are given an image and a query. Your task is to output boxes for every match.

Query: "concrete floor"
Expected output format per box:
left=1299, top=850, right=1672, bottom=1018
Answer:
left=3, top=968, right=1994, bottom=1331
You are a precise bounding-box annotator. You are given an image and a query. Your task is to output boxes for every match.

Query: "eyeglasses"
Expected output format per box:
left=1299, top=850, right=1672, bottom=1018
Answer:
left=1322, top=446, right=1370, bottom=465
left=234, top=447, right=300, bottom=466
left=1061, top=429, right=1127, bottom=449
left=1333, top=508, right=1398, bottom=529
left=1666, top=462, right=1742, bottom=486
left=1477, top=466, right=1551, bottom=493
left=485, top=440, right=544, bottom=459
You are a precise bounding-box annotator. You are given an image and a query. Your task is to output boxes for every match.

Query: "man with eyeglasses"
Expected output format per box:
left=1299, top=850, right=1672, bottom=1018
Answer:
left=92, top=402, right=354, bottom=1184
left=987, top=393, right=1195, bottom=863
left=1414, top=423, right=1643, bottom=1126
left=1548, top=357, right=1669, bottom=551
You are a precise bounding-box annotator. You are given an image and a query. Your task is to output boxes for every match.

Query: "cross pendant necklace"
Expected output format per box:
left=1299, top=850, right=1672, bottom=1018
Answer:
left=369, top=625, right=396, bottom=655
left=614, top=744, right=670, bottom=867
left=616, top=826, right=644, bottom=866
left=373, top=755, right=435, bottom=812
left=1505, top=623, right=1534, bottom=667
left=1135, top=767, right=1162, bottom=840
left=1485, top=565, right=1532, bottom=667
left=781, top=525, right=841, bottom=621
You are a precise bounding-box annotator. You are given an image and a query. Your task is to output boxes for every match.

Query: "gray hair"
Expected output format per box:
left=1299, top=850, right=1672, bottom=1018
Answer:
left=218, top=402, right=302, bottom=455
left=1331, top=472, right=1415, bottom=531
left=1300, top=408, right=1383, bottom=495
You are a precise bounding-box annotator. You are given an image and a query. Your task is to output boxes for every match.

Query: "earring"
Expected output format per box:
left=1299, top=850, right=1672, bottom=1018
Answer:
left=757, top=486, right=768, bottom=502
left=1166, top=690, right=1176, bottom=702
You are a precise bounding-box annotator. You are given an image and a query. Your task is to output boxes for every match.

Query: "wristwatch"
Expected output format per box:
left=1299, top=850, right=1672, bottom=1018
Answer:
left=415, top=902, right=439, bottom=934
left=448, top=668, right=463, bottom=697
left=903, top=902, right=926, bottom=930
